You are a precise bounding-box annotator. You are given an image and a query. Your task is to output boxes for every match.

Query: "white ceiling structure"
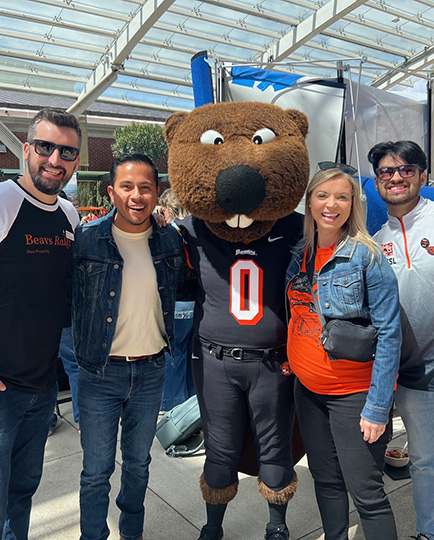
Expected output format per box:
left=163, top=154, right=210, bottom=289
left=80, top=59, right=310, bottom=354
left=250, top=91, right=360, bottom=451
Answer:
left=1, top=0, right=434, bottom=119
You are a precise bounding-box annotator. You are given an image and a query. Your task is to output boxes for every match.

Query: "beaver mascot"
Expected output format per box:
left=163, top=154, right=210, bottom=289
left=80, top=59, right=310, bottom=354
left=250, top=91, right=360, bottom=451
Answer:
left=165, top=101, right=309, bottom=540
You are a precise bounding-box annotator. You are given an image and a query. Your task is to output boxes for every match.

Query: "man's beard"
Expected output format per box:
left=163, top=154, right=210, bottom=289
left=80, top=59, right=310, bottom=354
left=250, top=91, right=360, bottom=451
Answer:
left=381, top=187, right=419, bottom=207
left=28, top=158, right=69, bottom=196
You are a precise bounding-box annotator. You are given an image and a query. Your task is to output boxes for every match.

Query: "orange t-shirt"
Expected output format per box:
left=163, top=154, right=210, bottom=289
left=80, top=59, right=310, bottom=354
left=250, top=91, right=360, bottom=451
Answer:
left=287, top=246, right=373, bottom=395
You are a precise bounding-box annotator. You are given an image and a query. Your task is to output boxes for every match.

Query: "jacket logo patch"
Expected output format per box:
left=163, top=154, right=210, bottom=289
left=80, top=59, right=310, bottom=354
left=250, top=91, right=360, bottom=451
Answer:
left=381, top=242, right=396, bottom=265
left=420, top=238, right=434, bottom=255
left=381, top=242, right=393, bottom=257
left=421, top=237, right=430, bottom=249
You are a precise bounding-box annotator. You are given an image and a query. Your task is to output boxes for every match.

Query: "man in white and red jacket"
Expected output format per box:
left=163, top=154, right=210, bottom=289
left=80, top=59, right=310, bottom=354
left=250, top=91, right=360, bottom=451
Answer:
left=369, top=140, right=434, bottom=540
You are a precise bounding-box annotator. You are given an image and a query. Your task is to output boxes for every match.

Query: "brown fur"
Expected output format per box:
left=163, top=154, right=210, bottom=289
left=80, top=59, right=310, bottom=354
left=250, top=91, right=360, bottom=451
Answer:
left=165, top=101, right=309, bottom=242
left=199, top=472, right=239, bottom=504
left=257, top=472, right=298, bottom=504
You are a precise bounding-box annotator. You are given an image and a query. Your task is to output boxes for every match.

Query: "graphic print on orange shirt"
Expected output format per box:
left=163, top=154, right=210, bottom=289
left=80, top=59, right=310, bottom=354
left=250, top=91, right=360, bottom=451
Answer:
left=286, top=246, right=373, bottom=396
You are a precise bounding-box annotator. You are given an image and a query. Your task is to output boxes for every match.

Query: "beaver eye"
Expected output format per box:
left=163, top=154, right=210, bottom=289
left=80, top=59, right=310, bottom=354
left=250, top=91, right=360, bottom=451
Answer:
left=252, top=128, right=276, bottom=145
left=200, top=130, right=224, bottom=145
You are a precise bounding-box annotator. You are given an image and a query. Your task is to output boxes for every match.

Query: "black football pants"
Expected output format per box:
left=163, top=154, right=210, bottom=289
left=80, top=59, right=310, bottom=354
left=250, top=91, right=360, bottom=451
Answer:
left=192, top=335, right=295, bottom=492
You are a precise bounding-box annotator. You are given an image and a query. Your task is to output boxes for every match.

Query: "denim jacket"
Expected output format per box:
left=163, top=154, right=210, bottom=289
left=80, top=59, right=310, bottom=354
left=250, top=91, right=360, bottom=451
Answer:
left=285, top=237, right=401, bottom=425
left=72, top=210, right=184, bottom=376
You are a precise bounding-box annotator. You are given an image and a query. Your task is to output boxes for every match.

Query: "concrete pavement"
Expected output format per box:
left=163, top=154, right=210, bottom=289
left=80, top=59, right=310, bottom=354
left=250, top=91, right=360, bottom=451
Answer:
left=30, top=394, right=416, bottom=539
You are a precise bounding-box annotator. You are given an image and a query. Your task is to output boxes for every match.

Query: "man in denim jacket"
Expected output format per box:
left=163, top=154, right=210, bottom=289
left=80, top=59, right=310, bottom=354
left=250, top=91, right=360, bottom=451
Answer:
left=72, top=153, right=184, bottom=540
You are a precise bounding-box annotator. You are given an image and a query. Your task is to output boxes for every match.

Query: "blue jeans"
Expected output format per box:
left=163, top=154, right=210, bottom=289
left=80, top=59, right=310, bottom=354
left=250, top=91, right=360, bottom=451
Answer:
left=0, top=384, right=57, bottom=540
left=78, top=354, right=166, bottom=540
left=294, top=379, right=396, bottom=540
left=59, top=326, right=79, bottom=422
left=395, top=383, right=434, bottom=540
left=49, top=326, right=80, bottom=431
left=161, top=301, right=195, bottom=410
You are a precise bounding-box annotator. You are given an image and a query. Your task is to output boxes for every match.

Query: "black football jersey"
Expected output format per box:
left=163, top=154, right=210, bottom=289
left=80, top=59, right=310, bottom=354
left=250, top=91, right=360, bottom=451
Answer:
left=177, top=213, right=303, bottom=349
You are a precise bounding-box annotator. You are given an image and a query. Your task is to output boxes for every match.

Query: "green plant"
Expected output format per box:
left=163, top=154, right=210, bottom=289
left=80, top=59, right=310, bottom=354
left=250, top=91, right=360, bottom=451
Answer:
left=95, top=180, right=112, bottom=211
left=77, top=180, right=112, bottom=211
left=111, top=122, right=168, bottom=172
left=77, top=181, right=97, bottom=207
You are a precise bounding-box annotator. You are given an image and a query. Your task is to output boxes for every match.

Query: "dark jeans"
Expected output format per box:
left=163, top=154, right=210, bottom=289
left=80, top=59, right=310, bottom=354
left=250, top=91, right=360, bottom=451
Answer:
left=294, top=379, right=396, bottom=540
left=192, top=335, right=295, bottom=491
left=0, top=384, right=57, bottom=540
left=49, top=326, right=80, bottom=431
left=58, top=326, right=79, bottom=422
left=78, top=354, right=165, bottom=540
left=161, top=302, right=195, bottom=410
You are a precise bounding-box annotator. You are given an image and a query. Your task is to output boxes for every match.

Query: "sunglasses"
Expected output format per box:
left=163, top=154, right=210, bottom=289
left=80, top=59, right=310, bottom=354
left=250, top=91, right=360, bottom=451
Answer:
left=318, top=161, right=357, bottom=176
left=29, top=139, right=80, bottom=162
left=375, top=164, right=418, bottom=181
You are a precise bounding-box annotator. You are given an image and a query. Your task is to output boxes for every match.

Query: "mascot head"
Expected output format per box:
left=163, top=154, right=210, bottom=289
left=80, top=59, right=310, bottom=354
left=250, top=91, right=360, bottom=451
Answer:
left=165, top=101, right=309, bottom=242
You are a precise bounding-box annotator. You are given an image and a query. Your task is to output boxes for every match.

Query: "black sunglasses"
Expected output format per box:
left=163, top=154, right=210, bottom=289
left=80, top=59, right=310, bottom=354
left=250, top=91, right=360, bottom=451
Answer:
left=29, top=139, right=80, bottom=162
left=318, top=161, right=357, bottom=176
left=375, top=164, right=418, bottom=182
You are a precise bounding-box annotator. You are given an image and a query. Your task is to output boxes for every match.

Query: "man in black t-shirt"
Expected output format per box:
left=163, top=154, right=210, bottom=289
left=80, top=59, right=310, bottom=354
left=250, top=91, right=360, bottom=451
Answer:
left=0, top=108, right=81, bottom=539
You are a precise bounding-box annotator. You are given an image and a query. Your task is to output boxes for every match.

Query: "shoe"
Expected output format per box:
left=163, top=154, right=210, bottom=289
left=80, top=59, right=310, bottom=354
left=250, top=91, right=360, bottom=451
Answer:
left=409, top=535, right=431, bottom=540
left=197, top=525, right=223, bottom=540
left=264, top=525, right=290, bottom=540
left=48, top=415, right=62, bottom=436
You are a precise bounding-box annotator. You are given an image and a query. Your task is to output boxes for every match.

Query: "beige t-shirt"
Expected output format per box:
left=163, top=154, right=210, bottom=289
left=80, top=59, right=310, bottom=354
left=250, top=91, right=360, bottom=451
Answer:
left=109, top=224, right=166, bottom=358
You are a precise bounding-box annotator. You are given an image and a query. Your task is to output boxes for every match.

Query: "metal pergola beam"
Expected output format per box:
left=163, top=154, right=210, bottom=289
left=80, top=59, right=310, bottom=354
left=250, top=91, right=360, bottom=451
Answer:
left=0, top=8, right=115, bottom=37
left=0, top=48, right=95, bottom=70
left=258, top=0, right=370, bottom=63
left=67, top=0, right=176, bottom=117
left=31, top=0, right=129, bottom=22
left=0, top=120, right=24, bottom=172
left=0, top=28, right=106, bottom=55
left=372, top=45, right=434, bottom=89
left=0, top=82, right=189, bottom=114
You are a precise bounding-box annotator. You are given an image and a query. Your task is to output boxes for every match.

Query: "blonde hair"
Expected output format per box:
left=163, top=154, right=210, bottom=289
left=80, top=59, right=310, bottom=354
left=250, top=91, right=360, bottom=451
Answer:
left=304, top=168, right=380, bottom=259
left=158, top=188, right=190, bottom=221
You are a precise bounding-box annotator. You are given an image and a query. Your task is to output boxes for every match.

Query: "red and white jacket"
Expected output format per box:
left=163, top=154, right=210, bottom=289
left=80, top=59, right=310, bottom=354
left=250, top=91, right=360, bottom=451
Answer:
left=375, top=197, right=434, bottom=390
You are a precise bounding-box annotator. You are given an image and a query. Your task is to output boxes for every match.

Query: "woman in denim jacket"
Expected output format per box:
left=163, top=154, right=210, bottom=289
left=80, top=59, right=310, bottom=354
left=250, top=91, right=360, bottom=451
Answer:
left=285, top=167, right=401, bottom=540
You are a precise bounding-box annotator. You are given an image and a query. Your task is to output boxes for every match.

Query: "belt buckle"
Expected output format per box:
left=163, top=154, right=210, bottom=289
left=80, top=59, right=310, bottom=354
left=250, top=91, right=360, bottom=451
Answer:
left=230, top=348, right=243, bottom=360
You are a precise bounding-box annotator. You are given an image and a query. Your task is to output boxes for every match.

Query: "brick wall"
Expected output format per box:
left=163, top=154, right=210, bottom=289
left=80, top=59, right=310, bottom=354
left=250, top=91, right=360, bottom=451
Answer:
left=87, top=137, right=115, bottom=171
left=0, top=132, right=115, bottom=172
left=0, top=132, right=25, bottom=169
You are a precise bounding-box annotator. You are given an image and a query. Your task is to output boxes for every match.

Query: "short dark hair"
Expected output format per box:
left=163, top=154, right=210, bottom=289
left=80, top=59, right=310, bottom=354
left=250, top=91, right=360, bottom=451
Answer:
left=367, top=140, right=427, bottom=173
left=110, top=153, right=159, bottom=187
left=28, top=108, right=82, bottom=145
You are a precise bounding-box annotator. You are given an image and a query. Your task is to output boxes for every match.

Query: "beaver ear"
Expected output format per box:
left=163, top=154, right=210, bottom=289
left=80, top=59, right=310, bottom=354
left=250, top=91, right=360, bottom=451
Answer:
left=286, top=109, right=309, bottom=139
left=165, top=112, right=188, bottom=145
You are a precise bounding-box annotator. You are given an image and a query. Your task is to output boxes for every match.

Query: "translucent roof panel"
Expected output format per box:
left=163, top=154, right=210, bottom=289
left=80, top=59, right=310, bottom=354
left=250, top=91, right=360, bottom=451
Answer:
left=1, top=0, right=434, bottom=117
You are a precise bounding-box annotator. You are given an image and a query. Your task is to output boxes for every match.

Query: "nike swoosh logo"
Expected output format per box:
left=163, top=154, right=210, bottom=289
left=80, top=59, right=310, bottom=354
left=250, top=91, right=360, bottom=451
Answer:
left=268, top=236, right=284, bottom=242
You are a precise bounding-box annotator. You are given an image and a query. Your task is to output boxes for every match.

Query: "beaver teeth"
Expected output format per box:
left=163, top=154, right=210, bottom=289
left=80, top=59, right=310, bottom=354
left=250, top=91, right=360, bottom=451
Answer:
left=225, top=215, right=254, bottom=228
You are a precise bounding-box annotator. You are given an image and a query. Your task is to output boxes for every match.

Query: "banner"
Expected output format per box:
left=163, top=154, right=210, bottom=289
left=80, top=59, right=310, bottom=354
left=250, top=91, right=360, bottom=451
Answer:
left=223, top=66, right=346, bottom=179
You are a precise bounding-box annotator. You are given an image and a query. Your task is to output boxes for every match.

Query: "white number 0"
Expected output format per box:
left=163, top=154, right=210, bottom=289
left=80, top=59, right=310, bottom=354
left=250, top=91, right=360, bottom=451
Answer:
left=229, top=260, right=263, bottom=325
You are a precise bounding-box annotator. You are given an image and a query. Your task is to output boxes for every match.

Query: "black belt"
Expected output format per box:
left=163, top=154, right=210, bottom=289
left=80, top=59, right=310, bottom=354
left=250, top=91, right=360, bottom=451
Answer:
left=109, top=350, right=164, bottom=362
left=202, top=338, right=286, bottom=362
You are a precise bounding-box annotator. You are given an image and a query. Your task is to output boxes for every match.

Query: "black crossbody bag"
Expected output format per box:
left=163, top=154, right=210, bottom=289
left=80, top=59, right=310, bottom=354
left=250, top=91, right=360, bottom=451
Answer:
left=305, top=249, right=378, bottom=363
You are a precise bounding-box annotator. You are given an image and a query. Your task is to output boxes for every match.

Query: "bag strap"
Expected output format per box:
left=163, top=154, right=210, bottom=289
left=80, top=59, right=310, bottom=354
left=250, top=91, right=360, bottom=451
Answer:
left=305, top=246, right=327, bottom=329
left=165, top=437, right=205, bottom=458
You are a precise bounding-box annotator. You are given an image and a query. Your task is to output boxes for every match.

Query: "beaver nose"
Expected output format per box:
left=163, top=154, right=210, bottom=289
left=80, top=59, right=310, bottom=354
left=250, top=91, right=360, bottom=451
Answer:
left=215, top=165, right=266, bottom=215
